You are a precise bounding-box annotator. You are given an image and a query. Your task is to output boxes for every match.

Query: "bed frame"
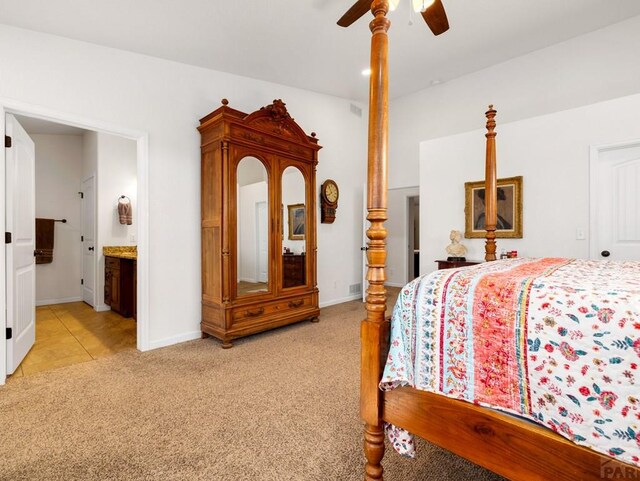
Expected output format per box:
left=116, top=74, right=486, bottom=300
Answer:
left=360, top=2, right=640, bottom=480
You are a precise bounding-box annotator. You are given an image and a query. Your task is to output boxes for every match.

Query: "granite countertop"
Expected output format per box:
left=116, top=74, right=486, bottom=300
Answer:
left=103, top=246, right=137, bottom=260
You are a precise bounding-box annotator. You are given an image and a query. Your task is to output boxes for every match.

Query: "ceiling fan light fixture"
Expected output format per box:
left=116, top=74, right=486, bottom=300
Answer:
left=412, top=0, right=435, bottom=13
left=388, top=0, right=401, bottom=11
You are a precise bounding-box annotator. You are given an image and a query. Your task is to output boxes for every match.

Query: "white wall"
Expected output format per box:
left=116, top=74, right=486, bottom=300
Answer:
left=98, top=132, right=137, bottom=247
left=386, top=187, right=419, bottom=286
left=33, top=134, right=83, bottom=305
left=420, top=93, right=640, bottom=273
left=0, top=25, right=367, bottom=348
left=95, top=132, right=137, bottom=310
left=390, top=15, right=640, bottom=190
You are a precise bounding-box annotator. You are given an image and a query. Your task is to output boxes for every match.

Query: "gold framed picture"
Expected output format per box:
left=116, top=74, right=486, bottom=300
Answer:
left=287, top=203, right=305, bottom=240
left=464, top=176, right=523, bottom=238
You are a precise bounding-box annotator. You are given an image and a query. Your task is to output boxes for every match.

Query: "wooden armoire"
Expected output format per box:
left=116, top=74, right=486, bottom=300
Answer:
left=199, top=99, right=321, bottom=348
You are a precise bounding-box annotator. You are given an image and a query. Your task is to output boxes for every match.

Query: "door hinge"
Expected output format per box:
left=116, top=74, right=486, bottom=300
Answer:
left=81, top=235, right=84, bottom=242
left=5, top=135, right=12, bottom=148
left=6, top=328, right=12, bottom=340
left=78, top=191, right=84, bottom=199
left=81, top=278, right=84, bottom=285
left=5, top=232, right=11, bottom=244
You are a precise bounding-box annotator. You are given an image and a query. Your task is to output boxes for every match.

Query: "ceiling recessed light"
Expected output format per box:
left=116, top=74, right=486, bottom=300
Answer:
left=361, top=68, right=372, bottom=76
left=430, top=79, right=442, bottom=86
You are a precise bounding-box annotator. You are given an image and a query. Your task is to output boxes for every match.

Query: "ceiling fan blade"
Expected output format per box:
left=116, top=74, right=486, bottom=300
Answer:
left=421, top=0, right=449, bottom=36
left=337, top=0, right=371, bottom=27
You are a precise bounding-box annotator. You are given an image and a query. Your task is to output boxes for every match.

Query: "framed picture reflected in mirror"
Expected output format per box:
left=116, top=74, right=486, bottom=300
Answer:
left=287, top=203, right=305, bottom=240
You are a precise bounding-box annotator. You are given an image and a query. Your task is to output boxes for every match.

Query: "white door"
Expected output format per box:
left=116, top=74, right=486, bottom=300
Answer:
left=591, top=142, right=640, bottom=261
left=81, top=176, right=96, bottom=306
left=5, top=114, right=36, bottom=374
left=256, top=201, right=268, bottom=283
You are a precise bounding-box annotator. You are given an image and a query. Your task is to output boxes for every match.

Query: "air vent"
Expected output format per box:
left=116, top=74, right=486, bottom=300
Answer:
left=350, top=103, right=362, bottom=118
left=349, top=283, right=362, bottom=294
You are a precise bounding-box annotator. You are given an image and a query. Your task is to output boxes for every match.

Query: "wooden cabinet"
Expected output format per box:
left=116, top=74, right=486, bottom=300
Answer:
left=199, top=99, right=320, bottom=348
left=105, top=256, right=136, bottom=318
left=104, top=257, right=120, bottom=311
left=133, top=260, right=137, bottom=321
left=282, top=254, right=305, bottom=288
left=435, top=259, right=482, bottom=270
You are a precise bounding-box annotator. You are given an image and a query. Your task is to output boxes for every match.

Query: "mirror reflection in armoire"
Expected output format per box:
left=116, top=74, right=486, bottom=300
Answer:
left=236, top=156, right=269, bottom=296
left=281, top=166, right=306, bottom=288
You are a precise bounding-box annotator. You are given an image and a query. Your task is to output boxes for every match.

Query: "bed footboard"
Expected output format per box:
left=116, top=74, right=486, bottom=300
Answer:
left=383, top=387, right=640, bottom=481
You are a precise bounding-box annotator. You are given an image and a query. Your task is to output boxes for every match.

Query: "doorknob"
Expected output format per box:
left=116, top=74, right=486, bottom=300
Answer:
left=601, top=250, right=610, bottom=257
left=88, top=247, right=94, bottom=251
left=360, top=246, right=369, bottom=251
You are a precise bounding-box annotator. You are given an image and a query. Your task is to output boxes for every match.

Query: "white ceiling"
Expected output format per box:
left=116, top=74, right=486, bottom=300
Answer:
left=1, top=0, right=639, bottom=101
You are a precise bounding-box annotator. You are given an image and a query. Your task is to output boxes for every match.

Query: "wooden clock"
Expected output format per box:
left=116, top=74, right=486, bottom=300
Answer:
left=320, top=179, right=339, bottom=224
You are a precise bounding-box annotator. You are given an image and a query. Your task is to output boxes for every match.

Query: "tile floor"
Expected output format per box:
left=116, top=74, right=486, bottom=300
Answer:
left=9, top=302, right=136, bottom=379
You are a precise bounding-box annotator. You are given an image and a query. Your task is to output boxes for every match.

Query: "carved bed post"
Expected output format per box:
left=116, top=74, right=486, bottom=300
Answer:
left=484, top=105, right=497, bottom=261
left=361, top=1, right=391, bottom=480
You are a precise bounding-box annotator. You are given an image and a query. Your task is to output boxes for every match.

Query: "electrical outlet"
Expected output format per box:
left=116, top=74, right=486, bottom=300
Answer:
left=130, top=234, right=136, bottom=243
left=576, top=229, right=586, bottom=240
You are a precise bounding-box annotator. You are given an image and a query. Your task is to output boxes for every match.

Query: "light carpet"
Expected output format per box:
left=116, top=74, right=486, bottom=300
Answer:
left=0, top=296, right=504, bottom=481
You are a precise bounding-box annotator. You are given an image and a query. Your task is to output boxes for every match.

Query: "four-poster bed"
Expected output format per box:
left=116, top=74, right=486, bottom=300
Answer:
left=353, top=1, right=640, bottom=480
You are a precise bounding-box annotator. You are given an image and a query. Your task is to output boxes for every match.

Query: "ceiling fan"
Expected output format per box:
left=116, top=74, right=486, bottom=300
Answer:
left=337, top=0, right=449, bottom=35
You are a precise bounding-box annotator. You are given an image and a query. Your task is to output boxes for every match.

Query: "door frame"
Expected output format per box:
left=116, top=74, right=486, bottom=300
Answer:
left=0, top=98, right=150, bottom=385
left=589, top=138, right=640, bottom=261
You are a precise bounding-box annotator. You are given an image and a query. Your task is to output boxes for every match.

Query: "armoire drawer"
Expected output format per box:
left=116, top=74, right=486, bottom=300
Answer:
left=230, top=295, right=313, bottom=324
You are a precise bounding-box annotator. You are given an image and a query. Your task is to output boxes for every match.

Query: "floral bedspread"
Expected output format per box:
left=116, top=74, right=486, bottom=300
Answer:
left=380, top=258, right=640, bottom=467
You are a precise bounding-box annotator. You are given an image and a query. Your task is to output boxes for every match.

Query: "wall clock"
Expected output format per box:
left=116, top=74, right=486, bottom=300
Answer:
left=320, top=179, right=339, bottom=224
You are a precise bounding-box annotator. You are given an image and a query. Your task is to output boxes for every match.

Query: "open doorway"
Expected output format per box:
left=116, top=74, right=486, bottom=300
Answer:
left=4, top=113, right=142, bottom=379
left=407, top=195, right=420, bottom=282
left=385, top=186, right=420, bottom=288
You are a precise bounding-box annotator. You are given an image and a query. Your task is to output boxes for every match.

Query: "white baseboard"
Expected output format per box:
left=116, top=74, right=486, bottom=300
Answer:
left=147, top=330, right=202, bottom=351
left=95, top=304, right=111, bottom=312
left=36, top=296, right=82, bottom=307
left=385, top=282, right=406, bottom=288
left=319, top=294, right=362, bottom=308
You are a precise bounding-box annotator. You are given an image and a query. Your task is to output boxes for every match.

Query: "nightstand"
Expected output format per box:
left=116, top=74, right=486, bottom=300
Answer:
left=435, top=259, right=482, bottom=270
